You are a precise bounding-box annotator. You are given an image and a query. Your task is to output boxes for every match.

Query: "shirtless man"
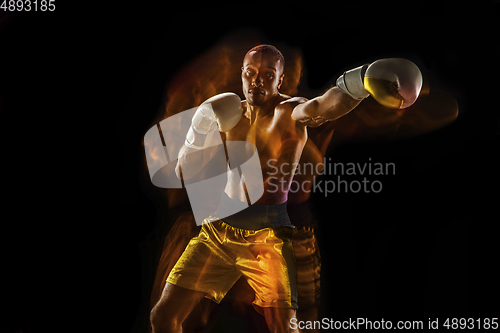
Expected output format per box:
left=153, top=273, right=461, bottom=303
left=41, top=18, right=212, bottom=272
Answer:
left=150, top=45, right=421, bottom=333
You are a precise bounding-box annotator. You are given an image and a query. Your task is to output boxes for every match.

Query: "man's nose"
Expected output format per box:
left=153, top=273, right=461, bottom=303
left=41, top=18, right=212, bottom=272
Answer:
left=252, top=72, right=264, bottom=87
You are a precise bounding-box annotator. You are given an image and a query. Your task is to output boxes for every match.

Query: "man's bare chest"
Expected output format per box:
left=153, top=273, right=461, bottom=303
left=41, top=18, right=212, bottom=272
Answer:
left=226, top=110, right=306, bottom=162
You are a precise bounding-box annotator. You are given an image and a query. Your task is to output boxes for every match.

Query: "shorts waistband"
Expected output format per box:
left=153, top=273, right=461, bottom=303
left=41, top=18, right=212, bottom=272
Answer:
left=215, top=192, right=292, bottom=231
left=286, top=200, right=317, bottom=228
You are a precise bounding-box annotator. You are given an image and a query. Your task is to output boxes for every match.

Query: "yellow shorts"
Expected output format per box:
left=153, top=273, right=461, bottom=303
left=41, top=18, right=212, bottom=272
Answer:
left=167, top=216, right=297, bottom=310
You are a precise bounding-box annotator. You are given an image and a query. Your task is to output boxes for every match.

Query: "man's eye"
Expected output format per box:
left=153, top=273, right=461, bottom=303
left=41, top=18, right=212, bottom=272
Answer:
left=246, top=69, right=254, bottom=75
left=267, top=73, right=274, bottom=79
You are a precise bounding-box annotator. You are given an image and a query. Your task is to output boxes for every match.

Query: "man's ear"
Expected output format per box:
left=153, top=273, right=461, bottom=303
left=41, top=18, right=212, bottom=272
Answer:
left=278, top=74, right=285, bottom=90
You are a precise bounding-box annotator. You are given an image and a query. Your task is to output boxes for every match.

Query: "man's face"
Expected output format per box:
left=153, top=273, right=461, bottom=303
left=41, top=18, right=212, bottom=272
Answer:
left=241, top=51, right=284, bottom=106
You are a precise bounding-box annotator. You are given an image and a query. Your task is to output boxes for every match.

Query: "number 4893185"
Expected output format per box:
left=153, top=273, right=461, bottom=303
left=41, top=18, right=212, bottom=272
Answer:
left=1, top=0, right=56, bottom=11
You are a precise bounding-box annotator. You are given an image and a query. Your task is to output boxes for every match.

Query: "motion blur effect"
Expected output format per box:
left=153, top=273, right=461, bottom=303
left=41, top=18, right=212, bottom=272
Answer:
left=143, top=31, right=458, bottom=333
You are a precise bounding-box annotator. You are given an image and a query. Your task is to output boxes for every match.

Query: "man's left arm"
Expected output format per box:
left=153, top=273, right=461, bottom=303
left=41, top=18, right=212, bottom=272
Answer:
left=292, top=58, right=423, bottom=127
left=291, top=87, right=362, bottom=126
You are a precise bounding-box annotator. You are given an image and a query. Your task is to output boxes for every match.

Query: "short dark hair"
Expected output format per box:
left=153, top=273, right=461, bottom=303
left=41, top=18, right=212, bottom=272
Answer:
left=245, top=44, right=285, bottom=72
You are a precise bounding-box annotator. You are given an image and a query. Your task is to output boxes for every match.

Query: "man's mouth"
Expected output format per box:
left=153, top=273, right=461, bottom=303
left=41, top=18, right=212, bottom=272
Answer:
left=249, top=89, right=265, bottom=96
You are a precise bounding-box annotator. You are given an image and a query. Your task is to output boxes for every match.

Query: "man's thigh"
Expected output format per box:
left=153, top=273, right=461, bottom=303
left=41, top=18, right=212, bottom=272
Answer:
left=263, top=307, right=301, bottom=333
left=166, top=220, right=241, bottom=303
left=238, top=226, right=297, bottom=310
left=151, top=282, right=207, bottom=326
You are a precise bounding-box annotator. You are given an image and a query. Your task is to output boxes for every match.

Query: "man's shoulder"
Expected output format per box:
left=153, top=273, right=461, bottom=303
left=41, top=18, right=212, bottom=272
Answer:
left=276, top=95, right=308, bottom=114
left=274, top=95, right=309, bottom=130
left=278, top=94, right=308, bottom=105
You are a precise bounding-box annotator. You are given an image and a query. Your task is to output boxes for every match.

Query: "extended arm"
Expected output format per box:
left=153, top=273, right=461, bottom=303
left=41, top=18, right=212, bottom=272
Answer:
left=292, top=58, right=423, bottom=126
left=291, top=86, right=362, bottom=126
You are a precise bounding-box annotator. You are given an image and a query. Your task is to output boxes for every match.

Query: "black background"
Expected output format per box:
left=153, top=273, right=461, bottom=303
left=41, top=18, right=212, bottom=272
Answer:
left=2, top=1, right=499, bottom=332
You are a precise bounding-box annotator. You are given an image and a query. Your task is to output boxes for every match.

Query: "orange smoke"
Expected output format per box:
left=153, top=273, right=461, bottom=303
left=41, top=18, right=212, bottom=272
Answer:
left=162, top=34, right=304, bottom=120
left=145, top=32, right=459, bottom=319
left=146, top=35, right=306, bottom=325
left=331, top=77, right=459, bottom=142
left=149, top=212, right=200, bottom=309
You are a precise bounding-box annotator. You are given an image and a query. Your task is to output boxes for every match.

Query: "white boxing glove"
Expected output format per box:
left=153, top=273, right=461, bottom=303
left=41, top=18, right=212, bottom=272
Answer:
left=185, top=92, right=243, bottom=149
left=337, top=58, right=423, bottom=109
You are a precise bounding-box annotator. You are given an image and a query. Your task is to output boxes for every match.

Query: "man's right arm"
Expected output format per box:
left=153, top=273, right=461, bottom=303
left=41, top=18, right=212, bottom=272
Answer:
left=175, top=137, right=225, bottom=180
left=175, top=92, right=243, bottom=180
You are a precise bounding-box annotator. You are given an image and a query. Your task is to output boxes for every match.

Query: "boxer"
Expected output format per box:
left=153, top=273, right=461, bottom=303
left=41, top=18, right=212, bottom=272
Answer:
left=150, top=45, right=422, bottom=333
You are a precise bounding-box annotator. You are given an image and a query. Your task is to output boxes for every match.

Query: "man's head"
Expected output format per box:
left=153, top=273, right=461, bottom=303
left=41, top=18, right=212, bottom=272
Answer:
left=241, top=45, right=285, bottom=106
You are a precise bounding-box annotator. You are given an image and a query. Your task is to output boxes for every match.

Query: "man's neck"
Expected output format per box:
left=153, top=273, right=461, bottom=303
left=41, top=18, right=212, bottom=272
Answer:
left=244, top=95, right=279, bottom=124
